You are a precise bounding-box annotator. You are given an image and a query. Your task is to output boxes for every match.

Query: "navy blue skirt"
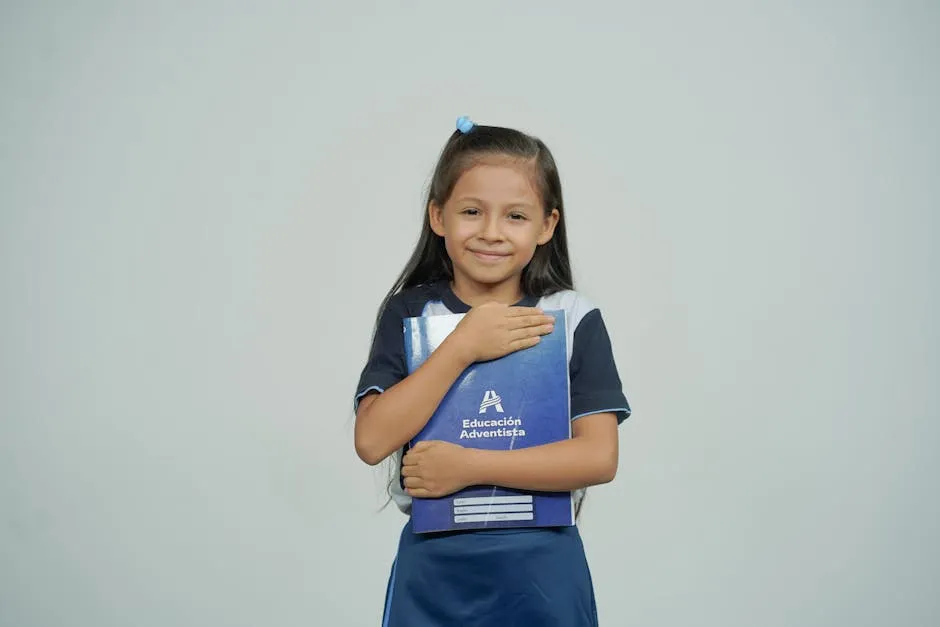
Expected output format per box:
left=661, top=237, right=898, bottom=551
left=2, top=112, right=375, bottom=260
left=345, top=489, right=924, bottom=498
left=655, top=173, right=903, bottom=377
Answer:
left=381, top=519, right=598, bottom=627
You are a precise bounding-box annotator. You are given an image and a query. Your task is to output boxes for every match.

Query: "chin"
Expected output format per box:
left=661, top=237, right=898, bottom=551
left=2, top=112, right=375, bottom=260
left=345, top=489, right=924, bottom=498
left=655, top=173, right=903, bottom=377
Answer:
left=461, top=267, right=522, bottom=287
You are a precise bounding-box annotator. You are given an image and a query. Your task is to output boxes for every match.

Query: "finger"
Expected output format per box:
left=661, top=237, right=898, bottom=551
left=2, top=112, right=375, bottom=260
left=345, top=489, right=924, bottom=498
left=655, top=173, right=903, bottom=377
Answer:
left=507, top=311, right=550, bottom=326
left=407, top=487, right=432, bottom=498
left=508, top=316, right=553, bottom=332
left=515, top=322, right=555, bottom=335
left=510, top=335, right=542, bottom=351
left=402, top=453, right=419, bottom=465
left=513, top=313, right=556, bottom=328
left=509, top=324, right=554, bottom=342
left=403, top=476, right=422, bottom=488
left=506, top=306, right=545, bottom=317
left=411, top=441, right=431, bottom=451
left=507, top=314, right=537, bottom=329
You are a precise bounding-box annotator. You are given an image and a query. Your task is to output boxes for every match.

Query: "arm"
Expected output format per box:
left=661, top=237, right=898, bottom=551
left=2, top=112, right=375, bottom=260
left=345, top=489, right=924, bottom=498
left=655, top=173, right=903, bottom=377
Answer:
left=354, top=333, right=471, bottom=465
left=401, top=412, right=619, bottom=497
left=465, top=412, right=619, bottom=491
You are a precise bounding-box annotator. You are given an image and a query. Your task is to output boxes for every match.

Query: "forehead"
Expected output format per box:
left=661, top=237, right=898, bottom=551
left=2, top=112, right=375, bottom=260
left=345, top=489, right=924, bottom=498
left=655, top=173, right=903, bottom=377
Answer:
left=450, top=161, right=540, bottom=205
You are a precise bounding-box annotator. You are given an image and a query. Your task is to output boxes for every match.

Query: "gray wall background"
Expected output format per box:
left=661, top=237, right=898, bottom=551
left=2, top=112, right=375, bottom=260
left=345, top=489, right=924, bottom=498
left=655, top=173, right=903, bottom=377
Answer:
left=2, top=1, right=937, bottom=625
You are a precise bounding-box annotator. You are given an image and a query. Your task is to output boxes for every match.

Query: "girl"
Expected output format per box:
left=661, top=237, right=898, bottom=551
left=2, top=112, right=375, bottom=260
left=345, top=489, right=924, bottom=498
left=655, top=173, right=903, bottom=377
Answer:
left=353, top=116, right=631, bottom=626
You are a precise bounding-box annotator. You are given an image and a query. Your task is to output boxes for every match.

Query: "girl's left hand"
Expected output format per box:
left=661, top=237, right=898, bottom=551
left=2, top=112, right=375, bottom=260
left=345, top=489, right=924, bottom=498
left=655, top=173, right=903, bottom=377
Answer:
left=401, top=441, right=473, bottom=498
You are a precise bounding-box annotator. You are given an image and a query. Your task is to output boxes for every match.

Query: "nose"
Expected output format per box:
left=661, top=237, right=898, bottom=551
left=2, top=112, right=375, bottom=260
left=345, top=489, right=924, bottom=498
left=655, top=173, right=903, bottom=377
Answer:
left=479, top=213, right=504, bottom=242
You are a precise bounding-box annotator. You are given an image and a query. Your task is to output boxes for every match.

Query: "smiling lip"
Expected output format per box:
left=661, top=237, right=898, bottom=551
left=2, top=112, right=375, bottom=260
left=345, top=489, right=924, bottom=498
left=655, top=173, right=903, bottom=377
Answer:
left=470, top=250, right=511, bottom=262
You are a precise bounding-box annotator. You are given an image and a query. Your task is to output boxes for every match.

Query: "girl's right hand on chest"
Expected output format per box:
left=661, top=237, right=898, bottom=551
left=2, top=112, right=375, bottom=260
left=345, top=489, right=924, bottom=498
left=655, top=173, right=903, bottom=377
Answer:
left=452, top=303, right=556, bottom=363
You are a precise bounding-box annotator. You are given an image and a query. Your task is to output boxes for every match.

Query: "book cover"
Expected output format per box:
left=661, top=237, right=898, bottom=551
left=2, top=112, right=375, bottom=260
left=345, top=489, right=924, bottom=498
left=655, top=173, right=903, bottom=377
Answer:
left=403, top=310, right=573, bottom=534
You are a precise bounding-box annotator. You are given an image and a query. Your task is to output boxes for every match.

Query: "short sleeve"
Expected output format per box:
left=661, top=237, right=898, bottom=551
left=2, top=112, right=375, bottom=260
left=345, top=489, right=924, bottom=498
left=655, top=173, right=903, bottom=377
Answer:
left=569, top=308, right=631, bottom=423
left=353, top=296, right=408, bottom=412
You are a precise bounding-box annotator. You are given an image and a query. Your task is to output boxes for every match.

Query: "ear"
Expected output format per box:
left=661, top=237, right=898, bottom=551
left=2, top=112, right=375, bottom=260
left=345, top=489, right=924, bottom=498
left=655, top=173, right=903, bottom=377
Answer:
left=428, top=201, right=446, bottom=236
left=536, top=208, right=560, bottom=245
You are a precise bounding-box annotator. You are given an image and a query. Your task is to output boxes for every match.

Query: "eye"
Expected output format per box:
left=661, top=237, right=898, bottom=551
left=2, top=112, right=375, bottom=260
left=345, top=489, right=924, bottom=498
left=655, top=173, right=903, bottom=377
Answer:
left=509, top=212, right=528, bottom=221
left=461, top=207, right=481, bottom=216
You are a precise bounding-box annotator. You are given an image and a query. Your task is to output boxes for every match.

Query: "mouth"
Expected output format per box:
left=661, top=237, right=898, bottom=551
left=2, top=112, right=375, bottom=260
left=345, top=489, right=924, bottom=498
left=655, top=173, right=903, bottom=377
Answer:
left=469, top=249, right=511, bottom=263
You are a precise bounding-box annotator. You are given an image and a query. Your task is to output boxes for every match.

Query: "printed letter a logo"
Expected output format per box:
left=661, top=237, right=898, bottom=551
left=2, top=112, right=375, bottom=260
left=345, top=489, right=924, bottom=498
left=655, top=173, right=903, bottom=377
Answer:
left=479, top=390, right=503, bottom=413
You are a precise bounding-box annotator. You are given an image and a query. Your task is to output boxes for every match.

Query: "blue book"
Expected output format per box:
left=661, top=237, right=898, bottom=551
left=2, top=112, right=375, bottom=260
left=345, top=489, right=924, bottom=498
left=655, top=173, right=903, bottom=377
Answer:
left=403, top=310, right=573, bottom=534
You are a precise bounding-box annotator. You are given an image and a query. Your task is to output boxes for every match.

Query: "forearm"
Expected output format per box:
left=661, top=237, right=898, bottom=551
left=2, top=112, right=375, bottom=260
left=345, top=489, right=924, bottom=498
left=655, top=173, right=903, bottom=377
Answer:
left=465, top=435, right=617, bottom=492
left=355, top=335, right=471, bottom=465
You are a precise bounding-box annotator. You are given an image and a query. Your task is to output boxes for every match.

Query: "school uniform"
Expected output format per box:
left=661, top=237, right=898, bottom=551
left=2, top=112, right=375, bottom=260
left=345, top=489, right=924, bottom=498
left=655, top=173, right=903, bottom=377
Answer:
left=354, top=280, right=630, bottom=627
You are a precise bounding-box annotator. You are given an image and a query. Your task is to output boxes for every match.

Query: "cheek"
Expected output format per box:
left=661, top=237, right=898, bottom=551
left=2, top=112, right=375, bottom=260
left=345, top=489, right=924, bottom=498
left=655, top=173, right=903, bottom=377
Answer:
left=445, top=219, right=478, bottom=241
left=439, top=224, right=472, bottom=257
left=509, top=222, right=544, bottom=247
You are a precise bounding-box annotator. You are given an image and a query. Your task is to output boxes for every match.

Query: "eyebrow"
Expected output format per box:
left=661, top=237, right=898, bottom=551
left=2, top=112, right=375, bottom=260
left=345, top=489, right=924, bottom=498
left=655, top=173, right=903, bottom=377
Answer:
left=453, top=196, right=537, bottom=210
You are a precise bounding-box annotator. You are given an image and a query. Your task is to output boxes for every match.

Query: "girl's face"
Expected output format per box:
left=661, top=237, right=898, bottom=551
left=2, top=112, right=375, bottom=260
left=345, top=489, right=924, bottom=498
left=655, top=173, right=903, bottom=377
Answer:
left=429, top=161, right=559, bottom=303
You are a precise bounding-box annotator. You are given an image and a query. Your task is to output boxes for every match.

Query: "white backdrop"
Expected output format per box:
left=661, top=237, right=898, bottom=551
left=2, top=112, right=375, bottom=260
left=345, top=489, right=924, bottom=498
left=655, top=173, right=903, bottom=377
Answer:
left=2, top=2, right=937, bottom=626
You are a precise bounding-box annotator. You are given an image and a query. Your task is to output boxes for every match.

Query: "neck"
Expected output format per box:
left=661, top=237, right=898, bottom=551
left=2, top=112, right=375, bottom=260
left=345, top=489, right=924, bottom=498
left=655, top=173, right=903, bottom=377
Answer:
left=450, top=275, right=524, bottom=308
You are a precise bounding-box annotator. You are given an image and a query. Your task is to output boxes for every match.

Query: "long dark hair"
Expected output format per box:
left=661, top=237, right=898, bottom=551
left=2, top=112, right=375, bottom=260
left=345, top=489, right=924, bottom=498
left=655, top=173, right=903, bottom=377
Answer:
left=370, top=120, right=590, bottom=517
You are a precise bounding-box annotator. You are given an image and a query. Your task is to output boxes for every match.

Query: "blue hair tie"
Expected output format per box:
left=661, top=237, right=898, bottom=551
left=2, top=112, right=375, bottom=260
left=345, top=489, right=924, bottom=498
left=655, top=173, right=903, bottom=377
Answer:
left=456, top=116, right=475, bottom=134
